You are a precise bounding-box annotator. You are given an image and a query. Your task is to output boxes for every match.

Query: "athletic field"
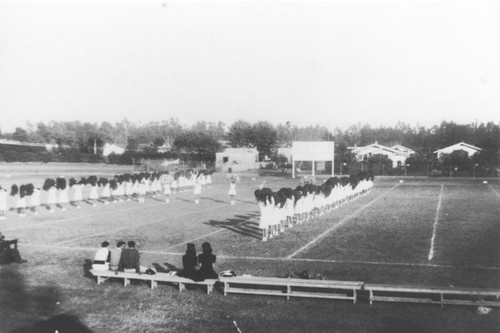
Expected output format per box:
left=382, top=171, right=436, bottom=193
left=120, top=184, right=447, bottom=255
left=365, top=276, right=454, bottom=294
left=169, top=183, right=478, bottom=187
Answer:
left=1, top=164, right=499, bottom=332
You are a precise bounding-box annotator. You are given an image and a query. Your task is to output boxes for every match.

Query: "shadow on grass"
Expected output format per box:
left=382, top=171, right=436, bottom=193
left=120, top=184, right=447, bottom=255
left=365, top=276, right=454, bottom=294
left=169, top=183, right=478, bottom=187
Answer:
left=235, top=199, right=260, bottom=204
left=10, top=313, right=93, bottom=333
left=0, top=268, right=65, bottom=332
left=174, top=197, right=197, bottom=204
left=204, top=215, right=261, bottom=239
left=152, top=262, right=178, bottom=273
left=200, top=197, right=228, bottom=204
left=81, top=200, right=97, bottom=207
left=83, top=259, right=93, bottom=279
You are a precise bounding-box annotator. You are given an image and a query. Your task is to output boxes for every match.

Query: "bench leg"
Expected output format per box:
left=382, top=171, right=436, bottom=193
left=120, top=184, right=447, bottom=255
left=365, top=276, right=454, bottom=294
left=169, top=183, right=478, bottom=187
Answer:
left=151, top=280, right=157, bottom=290
left=369, top=290, right=373, bottom=305
left=224, top=282, right=228, bottom=296
left=287, top=285, right=291, bottom=300
left=207, top=285, right=212, bottom=294
left=124, top=278, right=130, bottom=287
left=178, top=283, right=185, bottom=292
left=97, top=276, right=110, bottom=285
left=353, top=289, right=357, bottom=304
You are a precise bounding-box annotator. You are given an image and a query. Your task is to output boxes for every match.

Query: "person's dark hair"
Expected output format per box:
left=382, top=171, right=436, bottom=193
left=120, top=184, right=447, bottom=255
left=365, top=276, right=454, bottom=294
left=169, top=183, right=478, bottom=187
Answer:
left=20, top=185, right=27, bottom=198
left=201, top=242, right=212, bottom=255
left=186, top=243, right=196, bottom=256
left=10, top=184, right=19, bottom=196
left=117, top=241, right=126, bottom=247
left=128, top=240, right=136, bottom=248
left=254, top=189, right=265, bottom=203
left=101, top=241, right=110, bottom=247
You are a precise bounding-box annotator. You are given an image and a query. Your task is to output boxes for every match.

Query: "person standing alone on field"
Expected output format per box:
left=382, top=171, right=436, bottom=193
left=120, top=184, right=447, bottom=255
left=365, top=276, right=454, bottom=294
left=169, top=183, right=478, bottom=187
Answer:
left=193, top=178, right=202, bottom=204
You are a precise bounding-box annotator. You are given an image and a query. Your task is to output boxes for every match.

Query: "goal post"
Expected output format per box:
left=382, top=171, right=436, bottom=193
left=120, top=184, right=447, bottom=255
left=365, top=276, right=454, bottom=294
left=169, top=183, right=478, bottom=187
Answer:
left=292, top=141, right=334, bottom=179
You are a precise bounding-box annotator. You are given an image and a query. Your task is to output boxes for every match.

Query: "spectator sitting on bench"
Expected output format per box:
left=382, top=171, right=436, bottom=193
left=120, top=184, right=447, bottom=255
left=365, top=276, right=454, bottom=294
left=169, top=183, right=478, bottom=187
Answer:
left=92, top=241, right=110, bottom=271
left=198, top=242, right=217, bottom=279
left=0, top=232, right=27, bottom=264
left=177, top=243, right=202, bottom=281
left=118, top=240, right=147, bottom=274
left=109, top=240, right=126, bottom=271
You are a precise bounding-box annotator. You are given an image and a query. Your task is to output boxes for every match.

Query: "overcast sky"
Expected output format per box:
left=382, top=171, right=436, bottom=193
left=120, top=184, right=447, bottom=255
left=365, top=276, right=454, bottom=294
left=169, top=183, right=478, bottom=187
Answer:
left=0, top=0, right=498, bottom=133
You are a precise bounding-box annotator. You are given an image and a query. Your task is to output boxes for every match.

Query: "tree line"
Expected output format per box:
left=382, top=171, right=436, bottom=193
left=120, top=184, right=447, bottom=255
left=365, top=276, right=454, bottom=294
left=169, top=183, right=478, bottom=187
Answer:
left=1, top=120, right=498, bottom=175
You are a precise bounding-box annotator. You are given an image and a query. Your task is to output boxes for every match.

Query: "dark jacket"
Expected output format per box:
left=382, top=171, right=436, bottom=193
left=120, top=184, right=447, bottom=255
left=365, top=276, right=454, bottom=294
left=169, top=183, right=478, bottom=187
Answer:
left=118, top=248, right=140, bottom=273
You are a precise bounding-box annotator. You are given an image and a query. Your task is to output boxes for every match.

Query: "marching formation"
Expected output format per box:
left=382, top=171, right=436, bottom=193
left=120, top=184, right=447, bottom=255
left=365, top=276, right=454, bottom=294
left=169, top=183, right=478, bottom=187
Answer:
left=254, top=172, right=374, bottom=242
left=0, top=169, right=215, bottom=219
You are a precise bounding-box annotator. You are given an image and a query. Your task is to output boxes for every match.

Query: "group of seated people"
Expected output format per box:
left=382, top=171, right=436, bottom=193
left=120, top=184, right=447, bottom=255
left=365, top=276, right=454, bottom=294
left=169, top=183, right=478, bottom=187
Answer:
left=177, top=242, right=218, bottom=281
left=0, top=232, right=27, bottom=264
left=91, top=240, right=218, bottom=281
left=92, top=240, right=145, bottom=273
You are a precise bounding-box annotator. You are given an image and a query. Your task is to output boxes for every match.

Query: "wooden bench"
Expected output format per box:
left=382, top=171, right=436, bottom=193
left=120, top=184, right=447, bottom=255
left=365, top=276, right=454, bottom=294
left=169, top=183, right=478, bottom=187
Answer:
left=90, top=269, right=217, bottom=294
left=364, top=283, right=500, bottom=307
left=219, top=276, right=364, bottom=302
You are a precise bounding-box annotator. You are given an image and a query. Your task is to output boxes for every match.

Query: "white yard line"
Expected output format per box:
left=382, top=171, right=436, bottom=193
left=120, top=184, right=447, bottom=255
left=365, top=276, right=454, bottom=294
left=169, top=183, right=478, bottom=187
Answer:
left=286, top=184, right=399, bottom=259
left=19, top=243, right=500, bottom=271
left=427, top=184, right=444, bottom=262
left=55, top=204, right=226, bottom=245
left=489, top=185, right=500, bottom=199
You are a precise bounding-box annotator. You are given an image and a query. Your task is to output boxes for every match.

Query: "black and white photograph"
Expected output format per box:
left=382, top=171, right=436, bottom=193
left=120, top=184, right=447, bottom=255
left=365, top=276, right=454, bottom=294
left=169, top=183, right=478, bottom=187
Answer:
left=0, top=0, right=499, bottom=332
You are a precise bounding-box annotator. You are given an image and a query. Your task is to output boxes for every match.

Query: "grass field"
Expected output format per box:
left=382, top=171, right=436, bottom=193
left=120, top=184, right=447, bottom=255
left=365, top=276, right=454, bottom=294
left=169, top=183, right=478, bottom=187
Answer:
left=1, top=163, right=500, bottom=332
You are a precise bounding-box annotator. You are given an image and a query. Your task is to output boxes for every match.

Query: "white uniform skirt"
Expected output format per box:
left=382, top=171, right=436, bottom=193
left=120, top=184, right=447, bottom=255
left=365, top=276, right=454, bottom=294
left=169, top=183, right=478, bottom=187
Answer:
left=228, top=184, right=237, bottom=196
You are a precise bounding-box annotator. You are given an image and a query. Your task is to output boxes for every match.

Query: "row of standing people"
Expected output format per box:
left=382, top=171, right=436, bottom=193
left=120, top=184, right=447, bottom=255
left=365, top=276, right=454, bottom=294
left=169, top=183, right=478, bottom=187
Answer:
left=255, top=173, right=374, bottom=242
left=0, top=169, right=214, bottom=219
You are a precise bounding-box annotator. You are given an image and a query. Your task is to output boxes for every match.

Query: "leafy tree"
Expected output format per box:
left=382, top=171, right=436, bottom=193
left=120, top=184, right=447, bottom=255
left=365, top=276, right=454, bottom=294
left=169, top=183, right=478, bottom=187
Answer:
left=126, top=137, right=140, bottom=152
left=441, top=150, right=473, bottom=176
left=276, top=122, right=296, bottom=147
left=12, top=127, right=29, bottom=142
left=335, top=142, right=357, bottom=174
left=173, top=131, right=222, bottom=154
left=153, top=137, right=165, bottom=147
left=252, top=121, right=278, bottom=161
left=36, top=122, right=52, bottom=143
left=228, top=120, right=253, bottom=147
left=366, top=154, right=393, bottom=175
left=191, top=121, right=226, bottom=140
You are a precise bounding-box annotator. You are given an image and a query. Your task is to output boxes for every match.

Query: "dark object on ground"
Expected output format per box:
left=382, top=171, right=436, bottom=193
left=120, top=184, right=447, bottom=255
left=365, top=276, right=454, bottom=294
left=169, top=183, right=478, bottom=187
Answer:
left=0, top=235, right=26, bottom=264
left=33, top=314, right=93, bottom=333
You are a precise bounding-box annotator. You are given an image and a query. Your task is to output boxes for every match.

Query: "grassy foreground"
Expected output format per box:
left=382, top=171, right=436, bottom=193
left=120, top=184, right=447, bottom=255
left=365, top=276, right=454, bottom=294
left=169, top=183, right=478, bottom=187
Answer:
left=0, top=169, right=499, bottom=332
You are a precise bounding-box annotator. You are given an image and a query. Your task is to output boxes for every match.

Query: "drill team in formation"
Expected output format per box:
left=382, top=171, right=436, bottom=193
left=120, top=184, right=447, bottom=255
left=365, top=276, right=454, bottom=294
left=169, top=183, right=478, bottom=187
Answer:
left=0, top=169, right=215, bottom=219
left=255, top=172, right=374, bottom=242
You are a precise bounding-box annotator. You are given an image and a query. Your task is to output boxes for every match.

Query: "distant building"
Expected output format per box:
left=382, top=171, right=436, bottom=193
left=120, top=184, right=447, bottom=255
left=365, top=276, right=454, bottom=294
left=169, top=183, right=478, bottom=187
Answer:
left=349, top=142, right=415, bottom=168
left=102, top=143, right=125, bottom=157
left=156, top=143, right=171, bottom=153
left=0, top=139, right=47, bottom=153
left=434, top=142, right=481, bottom=159
left=215, top=147, right=259, bottom=172
left=391, top=144, right=416, bottom=156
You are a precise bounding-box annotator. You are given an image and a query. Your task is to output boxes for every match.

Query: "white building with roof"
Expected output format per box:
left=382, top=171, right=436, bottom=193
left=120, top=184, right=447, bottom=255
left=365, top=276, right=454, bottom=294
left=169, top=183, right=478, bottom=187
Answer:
left=102, top=143, right=125, bottom=157
left=434, top=142, right=481, bottom=159
left=349, top=142, right=415, bottom=167
left=215, top=147, right=259, bottom=172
